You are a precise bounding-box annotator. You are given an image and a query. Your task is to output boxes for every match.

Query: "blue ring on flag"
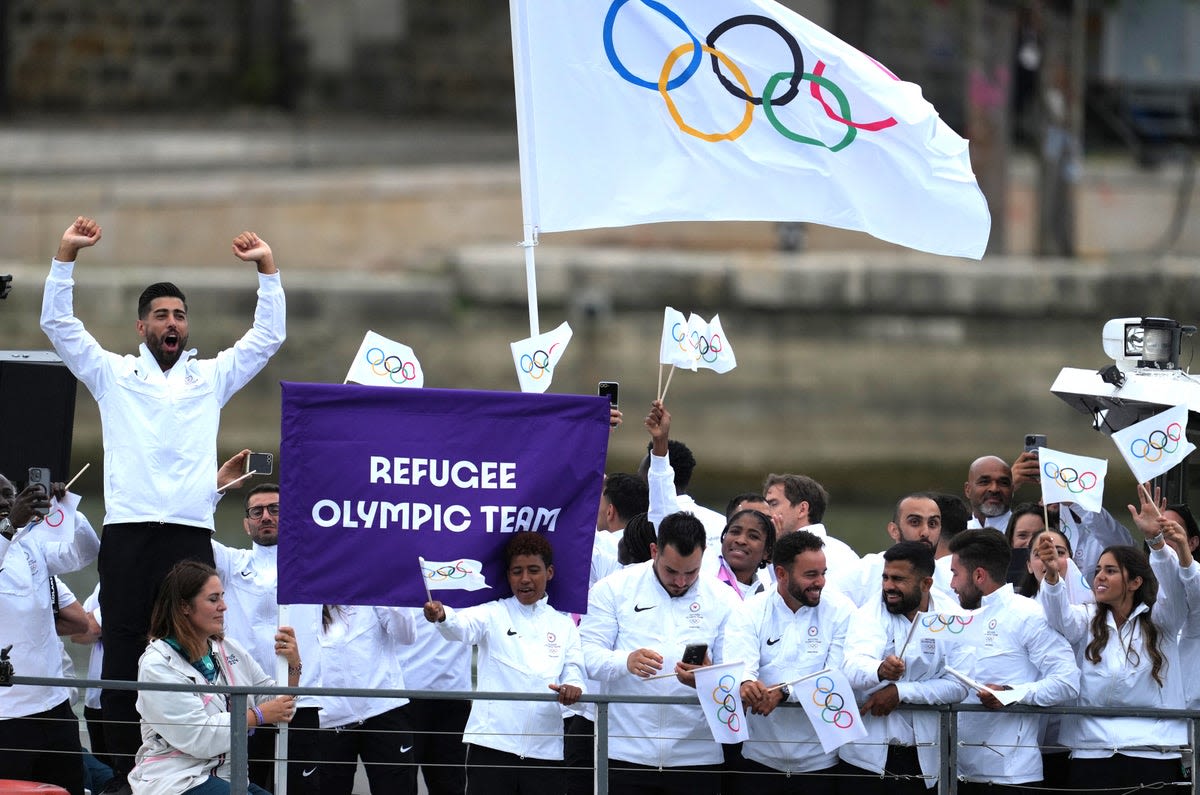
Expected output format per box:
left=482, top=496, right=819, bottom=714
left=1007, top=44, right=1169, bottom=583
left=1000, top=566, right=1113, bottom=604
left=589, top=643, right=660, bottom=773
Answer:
left=604, top=0, right=701, bottom=91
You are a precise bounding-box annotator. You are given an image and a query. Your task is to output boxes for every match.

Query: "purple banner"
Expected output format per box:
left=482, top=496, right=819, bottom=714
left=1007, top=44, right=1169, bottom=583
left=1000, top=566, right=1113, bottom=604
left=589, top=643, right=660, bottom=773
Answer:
left=277, top=382, right=610, bottom=613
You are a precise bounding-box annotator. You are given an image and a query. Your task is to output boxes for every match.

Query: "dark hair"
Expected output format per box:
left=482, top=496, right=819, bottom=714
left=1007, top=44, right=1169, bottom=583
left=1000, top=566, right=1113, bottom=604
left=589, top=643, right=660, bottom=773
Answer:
left=762, top=474, right=828, bottom=524
left=148, top=560, right=221, bottom=661
left=724, top=491, right=766, bottom=520
left=892, top=492, right=940, bottom=525
left=948, top=529, right=1010, bottom=584
left=1004, top=502, right=1047, bottom=548
left=1018, top=526, right=1072, bottom=597
left=138, top=282, right=187, bottom=319
left=933, top=493, right=971, bottom=541
left=656, top=512, right=706, bottom=557
left=883, top=540, right=935, bottom=579
left=504, top=531, right=553, bottom=567
left=603, top=473, right=649, bottom=523
left=722, top=509, right=776, bottom=568
left=772, top=529, right=824, bottom=568
left=1085, top=546, right=1164, bottom=685
left=244, top=482, right=280, bottom=512
left=618, top=512, right=655, bottom=565
left=640, top=440, right=698, bottom=492
left=1166, top=504, right=1199, bottom=543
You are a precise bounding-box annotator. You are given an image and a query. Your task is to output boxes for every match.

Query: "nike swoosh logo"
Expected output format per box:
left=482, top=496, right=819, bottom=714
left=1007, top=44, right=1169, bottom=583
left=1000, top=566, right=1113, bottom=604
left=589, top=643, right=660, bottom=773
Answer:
left=633, top=604, right=655, bottom=612
left=302, top=767, right=317, bottom=777
left=507, top=629, right=518, bottom=636
left=766, top=637, right=782, bottom=646
left=400, top=745, right=413, bottom=754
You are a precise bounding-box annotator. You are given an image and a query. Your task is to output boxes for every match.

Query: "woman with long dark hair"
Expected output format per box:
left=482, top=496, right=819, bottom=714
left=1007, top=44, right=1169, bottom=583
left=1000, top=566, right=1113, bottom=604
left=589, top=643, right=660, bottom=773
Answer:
left=1035, top=485, right=1198, bottom=794
left=129, top=560, right=300, bottom=795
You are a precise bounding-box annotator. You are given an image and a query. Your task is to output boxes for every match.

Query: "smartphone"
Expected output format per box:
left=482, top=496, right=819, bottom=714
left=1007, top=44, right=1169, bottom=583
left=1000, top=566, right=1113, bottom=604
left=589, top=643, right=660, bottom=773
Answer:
left=598, top=381, right=619, bottom=408
left=27, top=466, right=51, bottom=493
left=1024, top=434, right=1047, bottom=453
left=681, top=642, right=708, bottom=665
left=244, top=452, right=274, bottom=475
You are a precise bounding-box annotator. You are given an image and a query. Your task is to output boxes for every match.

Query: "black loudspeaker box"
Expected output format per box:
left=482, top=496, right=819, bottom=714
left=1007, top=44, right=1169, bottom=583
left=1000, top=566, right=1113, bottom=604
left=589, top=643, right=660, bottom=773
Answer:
left=0, top=351, right=77, bottom=487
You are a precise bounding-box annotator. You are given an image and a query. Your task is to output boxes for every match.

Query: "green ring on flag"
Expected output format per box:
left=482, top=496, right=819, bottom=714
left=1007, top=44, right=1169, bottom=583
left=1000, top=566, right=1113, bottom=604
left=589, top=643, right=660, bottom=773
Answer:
left=762, top=71, right=857, bottom=152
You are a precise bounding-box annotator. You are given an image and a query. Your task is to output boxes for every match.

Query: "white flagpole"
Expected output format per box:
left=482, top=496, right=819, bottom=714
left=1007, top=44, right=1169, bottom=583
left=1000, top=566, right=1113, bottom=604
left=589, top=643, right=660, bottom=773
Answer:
left=274, top=603, right=291, bottom=795
left=509, top=0, right=542, bottom=337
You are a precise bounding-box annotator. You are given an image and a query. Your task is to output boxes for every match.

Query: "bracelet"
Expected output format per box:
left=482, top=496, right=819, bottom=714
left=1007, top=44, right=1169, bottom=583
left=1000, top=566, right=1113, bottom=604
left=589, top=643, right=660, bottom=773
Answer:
left=1148, top=532, right=1166, bottom=548
left=288, top=663, right=302, bottom=676
left=248, top=704, right=265, bottom=736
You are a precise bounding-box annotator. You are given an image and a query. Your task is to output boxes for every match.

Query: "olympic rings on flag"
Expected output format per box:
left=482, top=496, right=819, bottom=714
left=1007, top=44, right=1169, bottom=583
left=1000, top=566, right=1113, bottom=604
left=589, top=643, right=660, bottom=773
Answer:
left=424, top=561, right=472, bottom=582
left=689, top=330, right=724, bottom=363
left=919, top=613, right=974, bottom=634
left=711, top=673, right=741, bottom=732
left=603, top=0, right=897, bottom=148
left=520, top=343, right=560, bottom=380
left=366, top=347, right=418, bottom=385
left=1129, top=422, right=1183, bottom=462
left=1042, top=462, right=1098, bottom=493
left=812, top=675, right=855, bottom=729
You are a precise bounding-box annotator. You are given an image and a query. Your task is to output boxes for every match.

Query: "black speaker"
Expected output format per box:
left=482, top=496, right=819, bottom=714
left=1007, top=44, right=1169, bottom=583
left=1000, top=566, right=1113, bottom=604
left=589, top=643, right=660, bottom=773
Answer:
left=0, top=351, right=77, bottom=487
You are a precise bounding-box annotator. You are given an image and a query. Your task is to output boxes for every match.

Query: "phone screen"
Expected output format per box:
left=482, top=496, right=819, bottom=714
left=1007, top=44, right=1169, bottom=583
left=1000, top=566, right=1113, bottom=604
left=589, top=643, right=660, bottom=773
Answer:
left=598, top=381, right=619, bottom=407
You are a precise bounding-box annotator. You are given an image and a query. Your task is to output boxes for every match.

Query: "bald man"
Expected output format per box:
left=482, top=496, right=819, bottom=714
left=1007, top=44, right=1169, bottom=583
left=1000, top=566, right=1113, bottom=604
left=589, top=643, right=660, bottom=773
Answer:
left=963, top=455, right=1014, bottom=531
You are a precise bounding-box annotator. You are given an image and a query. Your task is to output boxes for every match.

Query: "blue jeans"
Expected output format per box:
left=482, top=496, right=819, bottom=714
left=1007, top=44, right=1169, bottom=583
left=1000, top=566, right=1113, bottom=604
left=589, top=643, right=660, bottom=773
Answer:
left=183, top=775, right=272, bottom=795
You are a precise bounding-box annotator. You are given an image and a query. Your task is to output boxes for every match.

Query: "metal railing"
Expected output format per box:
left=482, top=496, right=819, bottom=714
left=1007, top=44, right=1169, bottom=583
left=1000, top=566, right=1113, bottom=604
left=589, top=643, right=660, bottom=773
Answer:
left=8, top=674, right=1200, bottom=794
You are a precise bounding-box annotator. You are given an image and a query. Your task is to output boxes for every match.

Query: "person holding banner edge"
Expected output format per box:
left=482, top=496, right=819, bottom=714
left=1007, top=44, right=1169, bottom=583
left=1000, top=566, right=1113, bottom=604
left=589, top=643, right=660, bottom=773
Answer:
left=424, top=531, right=584, bottom=794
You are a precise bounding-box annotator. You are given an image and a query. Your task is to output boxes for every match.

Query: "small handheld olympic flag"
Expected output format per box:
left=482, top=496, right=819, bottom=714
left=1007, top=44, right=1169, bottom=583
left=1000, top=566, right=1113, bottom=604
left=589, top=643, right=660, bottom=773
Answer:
left=1038, top=447, right=1107, bottom=513
left=905, top=609, right=986, bottom=653
left=345, top=330, right=424, bottom=388
left=692, top=661, right=748, bottom=744
left=659, top=307, right=697, bottom=371
left=686, top=313, right=736, bottom=374
left=796, top=667, right=867, bottom=753
left=510, top=321, right=572, bottom=394
left=1111, top=404, right=1196, bottom=485
left=419, top=557, right=491, bottom=592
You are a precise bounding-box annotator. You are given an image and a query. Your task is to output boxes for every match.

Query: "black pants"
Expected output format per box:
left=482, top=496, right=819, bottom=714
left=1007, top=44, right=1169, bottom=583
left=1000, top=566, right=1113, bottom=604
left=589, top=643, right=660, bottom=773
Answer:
left=958, top=782, right=1041, bottom=795
left=98, top=521, right=214, bottom=775
left=319, top=704, right=417, bottom=795
left=1069, top=753, right=1185, bottom=794
left=465, top=743, right=563, bottom=795
left=839, top=747, right=927, bottom=795
left=607, top=760, right=724, bottom=795
left=406, top=697, right=470, bottom=795
left=726, top=758, right=839, bottom=795
left=0, top=699, right=85, bottom=795
left=563, top=715, right=595, bottom=795
left=247, top=706, right=322, bottom=795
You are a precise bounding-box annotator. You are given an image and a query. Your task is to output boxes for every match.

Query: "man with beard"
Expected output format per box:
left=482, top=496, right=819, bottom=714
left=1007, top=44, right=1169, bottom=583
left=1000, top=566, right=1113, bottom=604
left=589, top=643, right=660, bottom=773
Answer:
left=841, top=493, right=946, bottom=606
left=580, top=513, right=740, bottom=794
left=840, top=542, right=969, bottom=793
left=724, top=530, right=856, bottom=795
left=211, top=478, right=323, bottom=794
left=41, top=216, right=286, bottom=791
left=964, top=455, right=1015, bottom=531
left=948, top=530, right=1079, bottom=794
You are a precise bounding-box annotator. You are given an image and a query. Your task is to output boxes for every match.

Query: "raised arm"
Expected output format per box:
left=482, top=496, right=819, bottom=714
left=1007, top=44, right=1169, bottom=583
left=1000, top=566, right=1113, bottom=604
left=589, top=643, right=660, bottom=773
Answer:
left=644, top=400, right=681, bottom=529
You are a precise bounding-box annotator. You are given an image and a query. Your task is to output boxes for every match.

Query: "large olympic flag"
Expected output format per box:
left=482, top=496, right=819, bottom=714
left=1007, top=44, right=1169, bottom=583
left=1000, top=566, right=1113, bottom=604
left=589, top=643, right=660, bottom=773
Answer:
left=510, top=0, right=990, bottom=259
left=1111, top=404, right=1196, bottom=485
left=277, top=383, right=610, bottom=613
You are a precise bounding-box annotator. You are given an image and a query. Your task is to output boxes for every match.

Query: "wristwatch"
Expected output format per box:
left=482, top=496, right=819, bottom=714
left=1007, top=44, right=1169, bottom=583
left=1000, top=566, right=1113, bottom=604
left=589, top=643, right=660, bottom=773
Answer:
left=778, top=684, right=791, bottom=701
left=0, top=517, right=14, bottom=540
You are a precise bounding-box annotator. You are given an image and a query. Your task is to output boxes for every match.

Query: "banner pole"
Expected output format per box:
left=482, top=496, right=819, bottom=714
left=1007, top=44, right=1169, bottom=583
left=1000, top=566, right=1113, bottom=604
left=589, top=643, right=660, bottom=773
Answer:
left=274, top=603, right=291, bottom=795
left=509, top=0, right=542, bottom=337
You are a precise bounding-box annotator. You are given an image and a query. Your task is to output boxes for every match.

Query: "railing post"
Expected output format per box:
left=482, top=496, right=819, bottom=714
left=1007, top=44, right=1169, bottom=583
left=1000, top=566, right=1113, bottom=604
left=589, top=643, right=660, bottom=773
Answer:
left=940, top=705, right=957, bottom=795
left=229, top=692, right=249, bottom=795
left=1191, top=715, right=1198, bottom=793
left=595, top=700, right=609, bottom=795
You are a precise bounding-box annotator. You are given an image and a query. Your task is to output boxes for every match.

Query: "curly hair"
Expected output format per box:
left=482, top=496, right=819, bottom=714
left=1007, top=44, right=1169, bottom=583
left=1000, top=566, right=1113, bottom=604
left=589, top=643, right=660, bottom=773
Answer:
left=504, top=531, right=554, bottom=567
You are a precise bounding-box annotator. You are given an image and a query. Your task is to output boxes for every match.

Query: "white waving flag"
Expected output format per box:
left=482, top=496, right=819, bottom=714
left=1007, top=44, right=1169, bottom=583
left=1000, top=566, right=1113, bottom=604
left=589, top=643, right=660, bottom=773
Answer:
left=686, top=313, right=737, bottom=374
left=692, top=661, right=749, bottom=744
left=420, top=558, right=492, bottom=592
left=345, top=330, right=424, bottom=388
left=1111, top=404, right=1196, bottom=485
left=1039, top=447, right=1107, bottom=513
left=510, top=0, right=990, bottom=259
left=511, top=321, right=573, bottom=394
left=796, top=667, right=868, bottom=752
left=905, top=609, right=986, bottom=653
left=659, top=306, right=697, bottom=370
left=29, top=491, right=82, bottom=543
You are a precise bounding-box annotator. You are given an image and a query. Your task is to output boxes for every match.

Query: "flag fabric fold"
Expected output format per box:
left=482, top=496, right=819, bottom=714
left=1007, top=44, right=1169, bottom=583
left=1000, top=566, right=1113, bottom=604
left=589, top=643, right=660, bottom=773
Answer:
left=1038, top=447, right=1107, bottom=513
left=345, top=330, right=424, bottom=388
left=510, top=0, right=990, bottom=259
left=687, top=312, right=737, bottom=374
left=692, top=661, right=749, bottom=744
left=1111, top=404, right=1196, bottom=485
left=511, top=321, right=573, bottom=393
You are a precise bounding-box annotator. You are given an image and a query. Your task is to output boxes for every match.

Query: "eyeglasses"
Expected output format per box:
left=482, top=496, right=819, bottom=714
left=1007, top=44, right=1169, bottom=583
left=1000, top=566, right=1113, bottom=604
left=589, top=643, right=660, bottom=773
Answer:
left=246, top=503, right=280, bottom=519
